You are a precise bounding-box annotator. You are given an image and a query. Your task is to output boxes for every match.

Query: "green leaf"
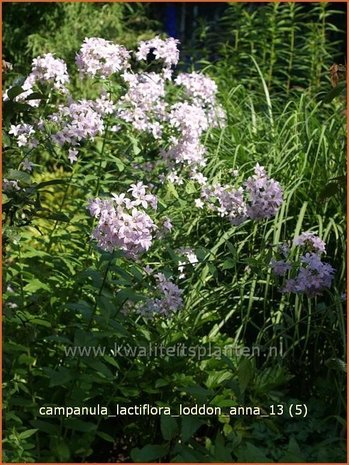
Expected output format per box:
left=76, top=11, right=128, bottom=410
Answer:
left=206, top=370, right=232, bottom=389
left=107, top=155, right=125, bottom=172
left=214, top=432, right=233, bottom=461
left=115, top=288, right=144, bottom=304
left=29, top=318, right=51, bottom=328
left=18, top=428, right=38, bottom=440
left=181, top=416, right=203, bottom=442
left=82, top=359, right=114, bottom=379
left=322, top=81, right=346, bottom=103
left=25, top=92, right=44, bottom=101
left=160, top=415, right=178, bottom=441
left=7, top=85, right=25, bottom=100
left=63, top=418, right=97, bottom=433
left=24, top=279, right=50, bottom=293
left=238, top=358, right=254, bottom=393
left=237, top=442, right=272, bottom=462
left=51, top=437, right=71, bottom=461
left=6, top=169, right=31, bottom=185
left=34, top=179, right=67, bottom=189
left=222, top=258, right=235, bottom=270
left=325, top=358, right=347, bottom=373
left=130, top=444, right=169, bottom=462
left=280, top=437, right=305, bottom=462
left=96, top=431, right=115, bottom=443
left=185, top=181, right=197, bottom=194
left=36, top=212, right=70, bottom=222
left=30, top=420, right=60, bottom=435
left=48, top=367, right=74, bottom=387
left=166, top=182, right=179, bottom=200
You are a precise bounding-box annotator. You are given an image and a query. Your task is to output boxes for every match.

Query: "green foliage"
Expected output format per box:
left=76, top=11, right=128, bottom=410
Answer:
left=3, top=3, right=346, bottom=463
left=193, top=2, right=344, bottom=95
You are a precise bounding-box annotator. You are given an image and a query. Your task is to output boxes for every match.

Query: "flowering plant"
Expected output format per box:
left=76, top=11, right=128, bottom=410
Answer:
left=3, top=19, right=344, bottom=463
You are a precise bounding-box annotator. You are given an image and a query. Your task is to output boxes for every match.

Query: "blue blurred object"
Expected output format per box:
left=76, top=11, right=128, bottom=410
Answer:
left=165, top=3, right=177, bottom=38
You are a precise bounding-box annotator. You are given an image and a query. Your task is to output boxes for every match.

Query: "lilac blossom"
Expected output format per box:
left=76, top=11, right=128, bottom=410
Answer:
left=163, top=217, right=173, bottom=231
left=143, top=265, right=154, bottom=275
left=194, top=198, right=204, bottom=209
left=271, top=233, right=335, bottom=297
left=27, top=53, right=69, bottom=91
left=293, top=232, right=326, bottom=254
left=160, top=103, right=210, bottom=170
left=118, top=72, right=166, bottom=137
left=196, top=165, right=283, bottom=224
left=88, top=184, right=165, bottom=259
left=21, top=158, right=34, bottom=172
left=190, top=171, right=208, bottom=185
left=200, top=183, right=248, bottom=225
left=175, top=72, right=226, bottom=128
left=136, top=36, right=180, bottom=72
left=175, top=72, right=217, bottom=105
left=161, top=137, right=207, bottom=169
left=4, top=53, right=69, bottom=107
left=163, top=171, right=184, bottom=185
left=270, top=259, right=291, bottom=277
left=50, top=99, right=104, bottom=147
left=168, top=102, right=209, bottom=138
left=76, top=37, right=130, bottom=78
left=138, top=273, right=183, bottom=317
left=68, top=148, right=78, bottom=164
left=245, top=164, right=283, bottom=220
left=128, top=182, right=157, bottom=210
left=283, top=253, right=335, bottom=297
left=93, top=93, right=117, bottom=115
left=9, top=123, right=38, bottom=148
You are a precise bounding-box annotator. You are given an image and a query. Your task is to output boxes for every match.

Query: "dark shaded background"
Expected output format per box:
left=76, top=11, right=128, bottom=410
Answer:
left=3, top=2, right=347, bottom=64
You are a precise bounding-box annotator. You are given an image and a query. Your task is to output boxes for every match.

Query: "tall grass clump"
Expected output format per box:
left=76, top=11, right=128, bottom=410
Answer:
left=191, top=2, right=344, bottom=96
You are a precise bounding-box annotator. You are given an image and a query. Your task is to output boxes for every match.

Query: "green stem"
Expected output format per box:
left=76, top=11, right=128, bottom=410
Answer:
left=87, top=257, right=113, bottom=331
left=46, top=161, right=80, bottom=252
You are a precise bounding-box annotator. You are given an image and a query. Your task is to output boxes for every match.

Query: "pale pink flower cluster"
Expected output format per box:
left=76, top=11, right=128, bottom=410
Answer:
left=138, top=272, right=183, bottom=317
left=245, top=164, right=283, bottom=220
left=93, top=93, right=117, bottom=115
left=271, top=233, right=335, bottom=297
left=175, top=72, right=226, bottom=128
left=159, top=72, right=225, bottom=173
left=50, top=99, right=105, bottom=147
left=9, top=123, right=38, bottom=148
left=4, top=53, right=69, bottom=107
left=175, top=72, right=217, bottom=105
left=26, top=53, right=69, bottom=91
left=200, top=184, right=247, bottom=225
left=196, top=165, right=282, bottom=225
left=283, top=253, right=335, bottom=297
left=270, top=259, right=291, bottom=276
left=168, top=102, right=209, bottom=138
left=136, top=36, right=180, bottom=73
left=6, top=36, right=226, bottom=177
left=117, top=72, right=166, bottom=138
left=161, top=135, right=207, bottom=169
left=76, top=37, right=130, bottom=78
left=88, top=182, right=160, bottom=259
left=160, top=103, right=209, bottom=171
left=293, top=232, right=326, bottom=254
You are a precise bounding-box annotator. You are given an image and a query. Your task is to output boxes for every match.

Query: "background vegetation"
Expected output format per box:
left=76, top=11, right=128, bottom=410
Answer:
left=3, top=2, right=346, bottom=463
